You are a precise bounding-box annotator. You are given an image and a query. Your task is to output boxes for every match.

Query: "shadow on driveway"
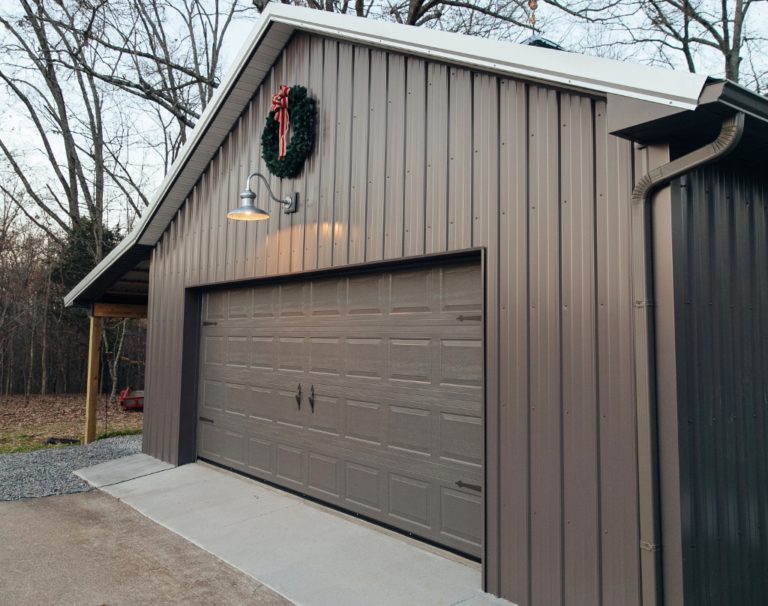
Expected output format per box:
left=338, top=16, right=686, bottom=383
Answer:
left=0, top=491, right=292, bottom=606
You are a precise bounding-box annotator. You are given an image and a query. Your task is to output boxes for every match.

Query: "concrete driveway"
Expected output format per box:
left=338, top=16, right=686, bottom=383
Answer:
left=0, top=491, right=291, bottom=606
left=75, top=455, right=509, bottom=606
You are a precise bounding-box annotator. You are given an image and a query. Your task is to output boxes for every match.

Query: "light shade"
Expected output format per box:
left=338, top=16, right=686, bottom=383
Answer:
left=228, top=172, right=298, bottom=221
left=226, top=204, right=270, bottom=221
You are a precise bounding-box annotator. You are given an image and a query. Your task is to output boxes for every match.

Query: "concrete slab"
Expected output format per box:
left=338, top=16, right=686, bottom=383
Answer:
left=82, top=458, right=515, bottom=606
left=74, top=452, right=174, bottom=487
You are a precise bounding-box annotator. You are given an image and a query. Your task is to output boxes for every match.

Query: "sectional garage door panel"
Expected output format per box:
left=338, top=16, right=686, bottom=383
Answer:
left=197, top=261, right=483, bottom=556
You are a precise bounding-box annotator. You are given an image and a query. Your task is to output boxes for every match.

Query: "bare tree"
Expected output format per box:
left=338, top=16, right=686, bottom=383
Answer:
left=251, top=0, right=535, bottom=39
left=542, top=0, right=768, bottom=86
left=48, top=0, right=252, bottom=155
left=0, top=1, right=251, bottom=401
left=0, top=0, right=249, bottom=242
left=1, top=1, right=115, bottom=251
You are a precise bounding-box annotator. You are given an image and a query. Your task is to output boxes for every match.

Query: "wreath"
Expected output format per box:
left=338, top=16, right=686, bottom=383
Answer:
left=261, top=85, right=316, bottom=179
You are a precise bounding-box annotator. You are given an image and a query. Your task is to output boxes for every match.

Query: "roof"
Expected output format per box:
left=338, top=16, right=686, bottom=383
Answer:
left=65, top=4, right=762, bottom=307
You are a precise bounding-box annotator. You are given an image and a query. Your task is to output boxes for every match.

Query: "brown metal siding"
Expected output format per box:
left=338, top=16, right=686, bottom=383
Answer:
left=670, top=163, right=768, bottom=606
left=561, top=93, right=599, bottom=605
left=144, top=32, right=642, bottom=606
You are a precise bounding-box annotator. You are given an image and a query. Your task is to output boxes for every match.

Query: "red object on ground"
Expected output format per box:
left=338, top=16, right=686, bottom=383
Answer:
left=118, top=387, right=144, bottom=411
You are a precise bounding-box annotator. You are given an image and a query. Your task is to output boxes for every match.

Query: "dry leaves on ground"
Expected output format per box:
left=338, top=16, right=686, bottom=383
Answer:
left=0, top=394, right=142, bottom=453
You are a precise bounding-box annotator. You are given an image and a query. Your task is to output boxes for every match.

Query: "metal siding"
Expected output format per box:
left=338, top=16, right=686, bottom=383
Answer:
left=303, top=36, right=326, bottom=271
left=448, top=68, right=472, bottom=251
left=243, top=101, right=258, bottom=278
left=317, top=38, right=338, bottom=270
left=648, top=143, right=685, bottom=606
left=527, top=85, right=563, bottom=606
left=155, top=234, right=169, bottom=461
left=472, top=71, right=498, bottom=594
left=384, top=54, right=406, bottom=260
left=169, top=224, right=181, bottom=464
left=276, top=50, right=293, bottom=276
left=472, top=74, right=499, bottom=600
left=197, top=173, right=209, bottom=285
left=671, top=164, right=768, bottom=606
left=497, top=77, right=530, bottom=602
left=560, top=94, right=600, bottom=605
left=288, top=35, right=311, bottom=273
left=228, top=117, right=245, bottom=280
left=238, top=104, right=253, bottom=279
left=332, top=43, right=354, bottom=266
left=348, top=46, right=370, bottom=265
left=366, top=50, right=387, bottom=262
left=144, top=32, right=643, bottom=606
left=403, top=58, right=426, bottom=257
left=268, top=54, right=286, bottom=275
left=471, top=73, right=496, bottom=250
left=253, top=83, right=271, bottom=278
left=594, top=100, right=641, bottom=606
left=142, top=245, right=157, bottom=455
left=425, top=63, right=448, bottom=254
left=214, top=147, right=227, bottom=282
left=153, top=234, right=166, bottom=461
left=171, top=217, right=185, bottom=463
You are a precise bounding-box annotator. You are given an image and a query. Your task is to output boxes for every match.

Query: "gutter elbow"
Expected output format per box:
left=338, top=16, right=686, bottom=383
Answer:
left=632, top=112, right=745, bottom=206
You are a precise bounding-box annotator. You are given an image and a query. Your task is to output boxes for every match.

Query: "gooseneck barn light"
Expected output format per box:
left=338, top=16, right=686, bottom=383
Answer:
left=227, top=171, right=298, bottom=221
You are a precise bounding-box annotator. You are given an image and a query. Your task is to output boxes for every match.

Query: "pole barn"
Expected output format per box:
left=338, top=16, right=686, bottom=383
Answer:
left=67, top=6, right=768, bottom=605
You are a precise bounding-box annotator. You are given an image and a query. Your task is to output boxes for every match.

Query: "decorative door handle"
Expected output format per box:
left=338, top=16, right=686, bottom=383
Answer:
left=295, top=384, right=302, bottom=410
left=455, top=480, right=482, bottom=492
left=309, top=385, right=315, bottom=413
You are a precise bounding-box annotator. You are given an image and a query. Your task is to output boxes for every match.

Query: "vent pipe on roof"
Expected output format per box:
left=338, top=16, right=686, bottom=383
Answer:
left=630, top=112, right=744, bottom=606
left=522, top=35, right=564, bottom=51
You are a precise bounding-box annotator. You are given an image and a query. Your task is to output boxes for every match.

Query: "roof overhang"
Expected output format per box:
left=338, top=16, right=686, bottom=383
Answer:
left=609, top=80, right=768, bottom=163
left=66, top=4, right=744, bottom=308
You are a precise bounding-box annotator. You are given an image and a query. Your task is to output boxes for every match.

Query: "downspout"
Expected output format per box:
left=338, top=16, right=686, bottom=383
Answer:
left=631, top=111, right=744, bottom=606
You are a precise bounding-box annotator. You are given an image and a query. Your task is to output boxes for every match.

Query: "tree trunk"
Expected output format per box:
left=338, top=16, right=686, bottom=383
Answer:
left=25, top=322, right=35, bottom=401
left=108, top=319, right=129, bottom=403
left=40, top=270, right=50, bottom=395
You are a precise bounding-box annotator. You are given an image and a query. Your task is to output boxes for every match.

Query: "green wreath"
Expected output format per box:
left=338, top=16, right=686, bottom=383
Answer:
left=261, top=85, right=316, bottom=179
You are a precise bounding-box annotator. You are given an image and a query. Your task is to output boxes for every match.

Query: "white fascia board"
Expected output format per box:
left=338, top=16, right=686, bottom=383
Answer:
left=265, top=4, right=707, bottom=109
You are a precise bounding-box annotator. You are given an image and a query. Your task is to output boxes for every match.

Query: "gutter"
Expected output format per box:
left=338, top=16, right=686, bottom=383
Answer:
left=631, top=111, right=745, bottom=606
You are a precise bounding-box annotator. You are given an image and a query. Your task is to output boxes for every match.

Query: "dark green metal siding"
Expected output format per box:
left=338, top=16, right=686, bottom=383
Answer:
left=671, top=163, right=768, bottom=606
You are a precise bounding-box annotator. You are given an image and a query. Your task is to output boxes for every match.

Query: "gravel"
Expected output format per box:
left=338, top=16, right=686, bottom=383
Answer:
left=0, top=435, right=141, bottom=501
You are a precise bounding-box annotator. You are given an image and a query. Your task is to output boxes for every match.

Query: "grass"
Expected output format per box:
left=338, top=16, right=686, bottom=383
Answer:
left=96, top=428, right=144, bottom=441
left=0, top=435, right=74, bottom=454
left=0, top=394, right=143, bottom=455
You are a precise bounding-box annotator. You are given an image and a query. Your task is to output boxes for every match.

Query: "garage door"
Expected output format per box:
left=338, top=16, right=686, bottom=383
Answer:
left=197, top=261, right=483, bottom=556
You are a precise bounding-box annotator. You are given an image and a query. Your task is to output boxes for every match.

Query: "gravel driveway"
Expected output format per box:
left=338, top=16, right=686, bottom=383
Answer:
left=0, top=435, right=141, bottom=501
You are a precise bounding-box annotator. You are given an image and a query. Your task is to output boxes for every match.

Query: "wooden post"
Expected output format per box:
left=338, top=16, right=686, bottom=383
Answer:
left=84, top=316, right=102, bottom=444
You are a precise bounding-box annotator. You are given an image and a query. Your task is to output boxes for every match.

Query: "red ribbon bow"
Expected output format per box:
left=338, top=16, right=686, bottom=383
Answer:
left=271, top=85, right=291, bottom=159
